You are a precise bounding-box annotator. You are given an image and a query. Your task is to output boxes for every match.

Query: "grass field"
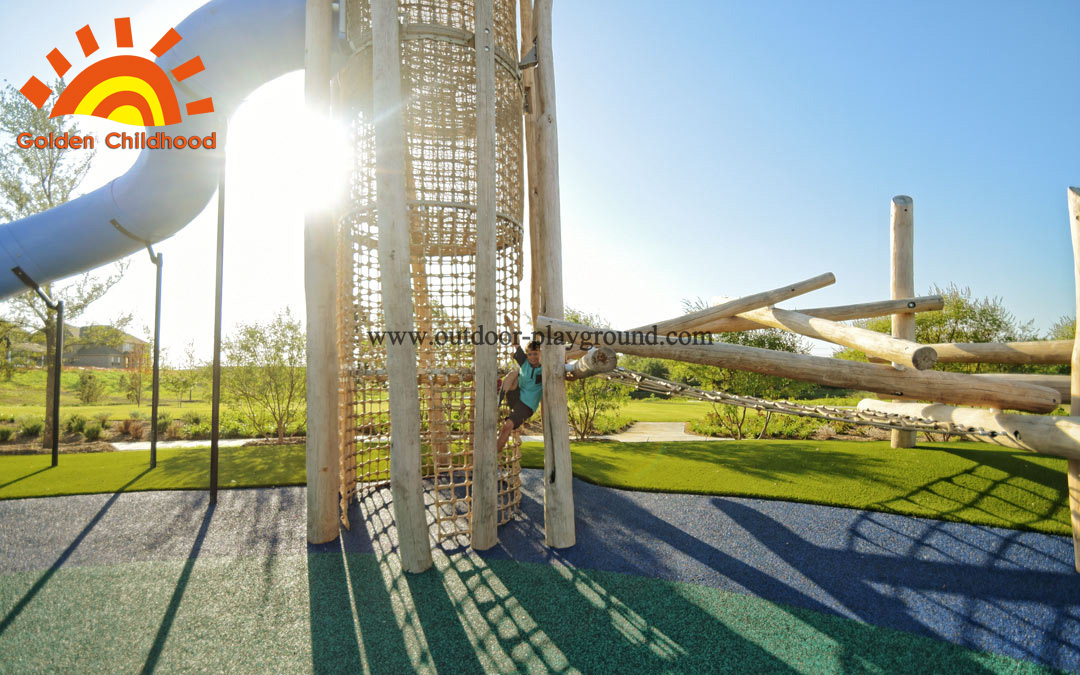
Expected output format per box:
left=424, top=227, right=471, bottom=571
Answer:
left=521, top=439, right=1070, bottom=535
left=1, top=437, right=1069, bottom=536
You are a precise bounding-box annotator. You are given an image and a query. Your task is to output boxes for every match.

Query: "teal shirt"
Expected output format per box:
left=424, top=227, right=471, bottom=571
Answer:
left=515, top=347, right=543, bottom=410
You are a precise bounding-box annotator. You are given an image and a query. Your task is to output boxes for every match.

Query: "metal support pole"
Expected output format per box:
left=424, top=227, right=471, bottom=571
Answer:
left=52, top=301, right=63, bottom=468
left=10, top=266, right=62, bottom=467
left=210, top=172, right=225, bottom=505
left=148, top=246, right=163, bottom=469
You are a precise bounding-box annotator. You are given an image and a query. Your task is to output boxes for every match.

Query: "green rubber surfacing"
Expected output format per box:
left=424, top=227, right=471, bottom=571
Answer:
left=0, top=553, right=1053, bottom=673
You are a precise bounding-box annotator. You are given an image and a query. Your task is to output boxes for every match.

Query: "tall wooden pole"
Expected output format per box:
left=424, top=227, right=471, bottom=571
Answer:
left=519, top=0, right=542, bottom=326
left=470, top=0, right=498, bottom=551
left=304, top=0, right=341, bottom=545
left=890, top=195, right=917, bottom=448
left=1067, top=186, right=1080, bottom=573
left=530, top=0, right=575, bottom=548
left=372, top=0, right=433, bottom=573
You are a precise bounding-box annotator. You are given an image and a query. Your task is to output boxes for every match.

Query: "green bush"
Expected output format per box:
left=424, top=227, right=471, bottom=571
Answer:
left=165, top=420, right=185, bottom=440
left=19, top=417, right=44, bottom=438
left=157, top=412, right=172, bottom=434
left=75, top=371, right=106, bottom=405
left=94, top=412, right=112, bottom=428
left=181, top=411, right=203, bottom=425
left=83, top=424, right=102, bottom=442
left=65, top=414, right=87, bottom=434
left=690, top=406, right=839, bottom=440
left=0, top=428, right=13, bottom=442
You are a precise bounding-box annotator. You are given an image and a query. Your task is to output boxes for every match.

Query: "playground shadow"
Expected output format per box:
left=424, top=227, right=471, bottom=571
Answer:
left=711, top=497, right=1080, bottom=669
left=869, top=442, right=1068, bottom=533
left=0, top=468, right=151, bottom=638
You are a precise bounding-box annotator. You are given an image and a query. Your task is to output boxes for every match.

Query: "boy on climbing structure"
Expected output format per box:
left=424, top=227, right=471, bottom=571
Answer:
left=497, top=339, right=577, bottom=452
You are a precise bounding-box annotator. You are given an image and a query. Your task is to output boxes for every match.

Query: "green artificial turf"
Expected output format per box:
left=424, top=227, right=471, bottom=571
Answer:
left=522, top=439, right=1071, bottom=536
left=0, top=445, right=305, bottom=499
left=0, top=552, right=1048, bottom=673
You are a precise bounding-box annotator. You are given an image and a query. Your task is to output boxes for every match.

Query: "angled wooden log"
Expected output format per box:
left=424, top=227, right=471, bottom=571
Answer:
left=565, top=273, right=836, bottom=360
left=635, top=272, right=835, bottom=336
left=733, top=304, right=937, bottom=370
left=536, top=316, right=1060, bottom=413
left=694, top=295, right=945, bottom=334
left=929, top=340, right=1072, bottom=365
left=856, top=399, right=1080, bottom=461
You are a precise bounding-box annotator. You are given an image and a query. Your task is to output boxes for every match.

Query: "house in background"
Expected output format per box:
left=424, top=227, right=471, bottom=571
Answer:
left=62, top=326, right=147, bottom=368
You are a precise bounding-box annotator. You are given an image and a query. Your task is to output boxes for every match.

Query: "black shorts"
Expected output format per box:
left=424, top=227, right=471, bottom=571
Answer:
left=504, top=388, right=535, bottom=429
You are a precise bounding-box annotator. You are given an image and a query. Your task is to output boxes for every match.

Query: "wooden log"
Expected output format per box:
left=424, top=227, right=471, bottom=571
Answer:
left=856, top=399, right=1080, bottom=461
left=470, top=0, right=498, bottom=552
left=733, top=304, right=937, bottom=370
left=530, top=0, right=575, bottom=549
left=569, top=346, right=617, bottom=379
left=929, top=340, right=1073, bottom=365
left=519, top=0, right=542, bottom=326
left=969, top=374, right=1070, bottom=404
left=304, top=0, right=341, bottom=545
left=635, top=273, right=835, bottom=336
left=891, top=195, right=917, bottom=447
left=372, top=0, right=432, bottom=574
left=536, top=316, right=1061, bottom=413
left=693, top=295, right=945, bottom=335
left=1068, top=186, right=1080, bottom=573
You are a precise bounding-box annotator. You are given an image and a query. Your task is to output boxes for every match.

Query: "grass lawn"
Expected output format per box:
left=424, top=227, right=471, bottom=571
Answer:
left=523, top=439, right=1071, bottom=536
left=622, top=397, right=712, bottom=422
left=0, top=445, right=305, bottom=499
left=1, top=436, right=1071, bottom=536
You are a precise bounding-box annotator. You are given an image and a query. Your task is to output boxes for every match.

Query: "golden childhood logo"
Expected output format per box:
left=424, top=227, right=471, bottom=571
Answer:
left=16, top=17, right=218, bottom=151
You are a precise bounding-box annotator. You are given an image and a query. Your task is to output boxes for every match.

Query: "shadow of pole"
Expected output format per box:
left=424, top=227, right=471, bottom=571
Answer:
left=140, top=501, right=215, bottom=674
left=0, top=464, right=53, bottom=492
left=0, top=467, right=152, bottom=637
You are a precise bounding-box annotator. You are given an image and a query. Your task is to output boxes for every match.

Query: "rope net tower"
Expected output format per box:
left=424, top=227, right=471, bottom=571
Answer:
left=335, top=0, right=525, bottom=540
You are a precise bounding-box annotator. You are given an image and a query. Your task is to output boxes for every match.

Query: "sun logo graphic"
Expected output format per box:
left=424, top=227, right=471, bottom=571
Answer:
left=19, top=18, right=214, bottom=127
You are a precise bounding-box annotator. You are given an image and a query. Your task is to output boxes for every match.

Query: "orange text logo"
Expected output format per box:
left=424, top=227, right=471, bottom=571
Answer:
left=19, top=18, right=214, bottom=127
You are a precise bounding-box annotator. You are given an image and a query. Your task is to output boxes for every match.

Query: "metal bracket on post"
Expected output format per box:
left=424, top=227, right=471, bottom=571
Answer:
left=11, top=266, right=62, bottom=468
left=519, top=42, right=538, bottom=70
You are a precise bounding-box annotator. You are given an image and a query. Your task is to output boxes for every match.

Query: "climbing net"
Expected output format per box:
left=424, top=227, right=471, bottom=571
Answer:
left=602, top=368, right=1002, bottom=438
left=336, top=0, right=525, bottom=538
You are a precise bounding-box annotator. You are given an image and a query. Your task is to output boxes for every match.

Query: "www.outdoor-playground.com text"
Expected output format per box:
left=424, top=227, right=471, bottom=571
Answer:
left=365, top=326, right=714, bottom=347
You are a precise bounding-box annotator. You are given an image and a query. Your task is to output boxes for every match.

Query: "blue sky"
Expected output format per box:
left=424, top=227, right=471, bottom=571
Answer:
left=0, top=1, right=1077, bottom=358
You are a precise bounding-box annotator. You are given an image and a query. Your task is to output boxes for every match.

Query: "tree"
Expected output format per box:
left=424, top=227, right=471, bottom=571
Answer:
left=834, top=284, right=1039, bottom=374
left=223, top=308, right=306, bottom=440
left=75, top=371, right=105, bottom=405
left=0, top=80, right=127, bottom=447
left=163, top=367, right=193, bottom=407
left=117, top=340, right=150, bottom=406
left=675, top=297, right=814, bottom=439
left=564, top=309, right=630, bottom=438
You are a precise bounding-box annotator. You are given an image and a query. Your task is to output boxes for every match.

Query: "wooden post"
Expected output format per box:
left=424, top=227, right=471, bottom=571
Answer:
left=304, top=0, right=341, bottom=545
left=470, top=0, right=498, bottom=551
left=372, top=0, right=433, bottom=573
left=519, top=0, right=542, bottom=326
left=536, top=316, right=1061, bottom=413
left=891, top=195, right=917, bottom=448
left=529, top=0, right=575, bottom=548
left=1067, top=186, right=1080, bottom=573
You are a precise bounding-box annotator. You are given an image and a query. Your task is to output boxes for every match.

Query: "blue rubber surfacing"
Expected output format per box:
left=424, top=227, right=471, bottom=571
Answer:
left=1, top=469, right=1078, bottom=671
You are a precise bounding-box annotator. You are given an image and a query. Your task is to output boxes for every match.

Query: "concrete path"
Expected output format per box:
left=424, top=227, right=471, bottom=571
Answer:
left=110, top=438, right=253, bottom=451
left=522, top=421, right=726, bottom=444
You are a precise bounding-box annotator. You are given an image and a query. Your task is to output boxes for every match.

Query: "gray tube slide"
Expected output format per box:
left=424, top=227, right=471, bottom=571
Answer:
left=0, top=0, right=305, bottom=300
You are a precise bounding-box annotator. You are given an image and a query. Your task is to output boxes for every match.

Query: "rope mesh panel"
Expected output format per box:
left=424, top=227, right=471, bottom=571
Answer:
left=338, top=0, right=524, bottom=538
